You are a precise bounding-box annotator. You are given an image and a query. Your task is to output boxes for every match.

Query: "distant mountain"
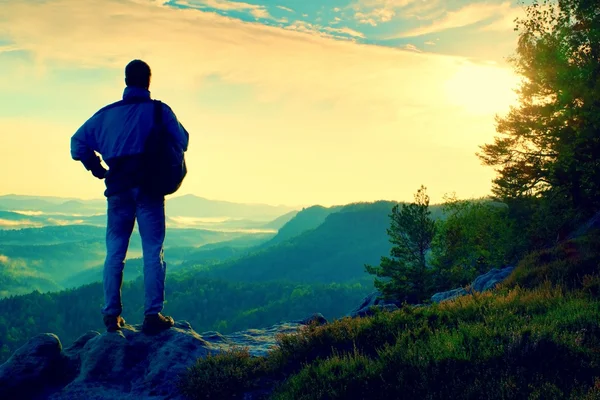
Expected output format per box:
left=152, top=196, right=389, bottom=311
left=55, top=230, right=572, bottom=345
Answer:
left=0, top=195, right=105, bottom=214
left=46, top=200, right=106, bottom=215
left=185, top=201, right=397, bottom=284
left=263, top=205, right=343, bottom=247
left=0, top=225, right=105, bottom=245
left=165, top=195, right=297, bottom=219
left=260, top=211, right=299, bottom=230
left=0, top=194, right=298, bottom=230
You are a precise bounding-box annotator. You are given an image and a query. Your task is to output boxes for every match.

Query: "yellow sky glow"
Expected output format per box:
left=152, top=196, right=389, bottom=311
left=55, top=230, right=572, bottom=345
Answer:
left=0, top=0, right=521, bottom=207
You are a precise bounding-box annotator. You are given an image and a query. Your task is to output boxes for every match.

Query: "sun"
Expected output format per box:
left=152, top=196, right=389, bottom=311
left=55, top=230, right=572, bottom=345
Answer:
left=444, top=61, right=520, bottom=116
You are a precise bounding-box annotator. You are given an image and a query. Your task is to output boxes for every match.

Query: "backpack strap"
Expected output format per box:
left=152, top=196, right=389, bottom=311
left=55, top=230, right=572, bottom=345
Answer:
left=153, top=100, right=163, bottom=128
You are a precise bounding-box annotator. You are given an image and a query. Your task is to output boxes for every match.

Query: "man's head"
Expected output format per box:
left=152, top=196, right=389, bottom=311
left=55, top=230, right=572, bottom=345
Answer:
left=125, top=59, right=151, bottom=89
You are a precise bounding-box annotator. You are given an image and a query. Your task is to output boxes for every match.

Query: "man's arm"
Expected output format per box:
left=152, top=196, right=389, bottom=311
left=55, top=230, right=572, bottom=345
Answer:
left=162, top=105, right=190, bottom=152
left=71, top=119, right=107, bottom=179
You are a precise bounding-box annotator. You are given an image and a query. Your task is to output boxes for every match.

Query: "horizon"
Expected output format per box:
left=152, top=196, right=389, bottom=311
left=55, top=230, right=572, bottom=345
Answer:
left=0, top=192, right=493, bottom=210
left=1, top=0, right=528, bottom=206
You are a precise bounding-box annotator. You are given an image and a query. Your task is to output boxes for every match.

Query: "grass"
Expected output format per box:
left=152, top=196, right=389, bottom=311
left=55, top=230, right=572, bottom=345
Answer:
left=178, top=232, right=600, bottom=399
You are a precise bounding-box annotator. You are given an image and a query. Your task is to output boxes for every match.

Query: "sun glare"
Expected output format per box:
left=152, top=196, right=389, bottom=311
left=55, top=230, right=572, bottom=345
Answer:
left=444, top=62, right=520, bottom=116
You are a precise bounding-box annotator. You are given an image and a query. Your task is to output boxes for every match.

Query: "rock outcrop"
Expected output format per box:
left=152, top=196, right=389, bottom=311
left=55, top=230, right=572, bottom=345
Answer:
left=431, top=266, right=515, bottom=303
left=430, top=287, right=469, bottom=304
left=348, top=291, right=400, bottom=318
left=349, top=266, right=516, bottom=317
left=0, top=315, right=326, bottom=400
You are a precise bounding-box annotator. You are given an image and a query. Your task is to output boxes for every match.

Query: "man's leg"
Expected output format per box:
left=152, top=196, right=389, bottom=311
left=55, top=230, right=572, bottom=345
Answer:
left=102, top=191, right=136, bottom=319
left=135, top=190, right=168, bottom=315
left=136, top=190, right=174, bottom=333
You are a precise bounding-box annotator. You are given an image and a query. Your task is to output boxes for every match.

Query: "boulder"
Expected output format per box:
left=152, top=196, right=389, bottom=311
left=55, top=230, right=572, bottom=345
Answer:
left=0, top=318, right=318, bottom=400
left=348, top=291, right=401, bottom=318
left=431, top=287, right=469, bottom=304
left=431, top=266, right=515, bottom=304
left=292, top=313, right=328, bottom=327
left=0, top=333, right=66, bottom=399
left=470, top=266, right=515, bottom=292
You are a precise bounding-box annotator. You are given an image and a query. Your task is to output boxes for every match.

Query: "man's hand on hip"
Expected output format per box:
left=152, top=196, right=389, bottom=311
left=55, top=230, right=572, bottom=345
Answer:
left=91, top=165, right=108, bottom=179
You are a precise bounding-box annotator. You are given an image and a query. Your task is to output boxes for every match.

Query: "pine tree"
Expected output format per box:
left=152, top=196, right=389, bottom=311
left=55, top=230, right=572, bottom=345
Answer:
left=478, top=0, right=600, bottom=214
left=365, top=186, right=436, bottom=303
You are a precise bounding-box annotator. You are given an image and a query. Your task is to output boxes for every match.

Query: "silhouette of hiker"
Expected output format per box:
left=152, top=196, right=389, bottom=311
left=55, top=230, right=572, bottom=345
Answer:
left=71, top=60, right=189, bottom=333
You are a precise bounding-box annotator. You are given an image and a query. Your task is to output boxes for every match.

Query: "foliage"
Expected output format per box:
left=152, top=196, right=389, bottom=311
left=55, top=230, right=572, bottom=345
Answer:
left=365, top=186, right=436, bottom=303
left=478, top=0, right=600, bottom=214
left=200, top=201, right=397, bottom=284
left=502, top=232, right=600, bottom=291
left=177, top=348, right=268, bottom=399
left=430, top=196, right=519, bottom=288
left=180, top=233, right=600, bottom=400
left=0, top=277, right=370, bottom=363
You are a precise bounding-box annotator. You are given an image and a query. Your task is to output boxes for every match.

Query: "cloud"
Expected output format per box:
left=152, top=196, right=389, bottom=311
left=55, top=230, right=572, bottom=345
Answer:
left=11, top=210, right=44, bottom=216
left=323, top=26, right=365, bottom=39
left=276, top=5, right=294, bottom=13
left=424, top=41, right=436, bottom=45
left=355, top=8, right=396, bottom=25
left=47, top=218, right=85, bottom=225
left=403, top=44, right=421, bottom=52
left=249, top=8, right=270, bottom=19
left=392, top=2, right=520, bottom=38
left=283, top=21, right=362, bottom=40
left=353, top=0, right=428, bottom=25
left=175, top=0, right=274, bottom=19
left=0, top=219, right=43, bottom=228
left=0, top=254, right=29, bottom=270
left=0, top=0, right=520, bottom=206
left=480, top=6, right=525, bottom=32
left=0, top=44, right=20, bottom=53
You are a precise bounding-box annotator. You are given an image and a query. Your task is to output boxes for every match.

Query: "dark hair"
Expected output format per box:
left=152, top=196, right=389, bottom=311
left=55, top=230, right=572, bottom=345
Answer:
left=125, top=60, right=151, bottom=88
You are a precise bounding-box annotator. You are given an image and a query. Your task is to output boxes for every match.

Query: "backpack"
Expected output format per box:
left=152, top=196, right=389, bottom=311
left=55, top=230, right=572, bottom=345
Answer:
left=140, top=100, right=188, bottom=196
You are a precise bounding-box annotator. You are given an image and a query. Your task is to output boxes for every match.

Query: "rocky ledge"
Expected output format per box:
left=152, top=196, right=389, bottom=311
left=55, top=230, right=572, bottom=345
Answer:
left=0, top=315, right=326, bottom=400
left=349, top=266, right=515, bottom=318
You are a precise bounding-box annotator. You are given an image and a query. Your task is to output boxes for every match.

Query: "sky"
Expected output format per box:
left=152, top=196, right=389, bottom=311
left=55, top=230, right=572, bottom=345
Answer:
left=0, top=0, right=530, bottom=207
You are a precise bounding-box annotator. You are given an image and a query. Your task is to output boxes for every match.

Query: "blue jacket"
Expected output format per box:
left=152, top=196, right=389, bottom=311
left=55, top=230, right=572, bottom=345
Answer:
left=71, top=87, right=189, bottom=197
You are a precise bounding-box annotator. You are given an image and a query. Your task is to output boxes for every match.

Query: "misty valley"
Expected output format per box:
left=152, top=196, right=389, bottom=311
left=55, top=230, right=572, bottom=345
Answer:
left=0, top=194, right=397, bottom=361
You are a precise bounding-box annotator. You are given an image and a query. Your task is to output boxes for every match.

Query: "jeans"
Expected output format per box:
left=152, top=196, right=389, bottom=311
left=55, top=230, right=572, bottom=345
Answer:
left=102, top=187, right=166, bottom=317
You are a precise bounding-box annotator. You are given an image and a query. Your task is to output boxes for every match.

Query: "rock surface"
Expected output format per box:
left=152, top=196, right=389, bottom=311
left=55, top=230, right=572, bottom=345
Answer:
left=430, top=266, right=515, bottom=303
left=348, top=291, right=402, bottom=318
left=430, top=287, right=469, bottom=304
left=470, top=266, right=515, bottom=293
left=0, top=333, right=66, bottom=399
left=350, top=265, right=516, bottom=317
left=0, top=317, right=325, bottom=400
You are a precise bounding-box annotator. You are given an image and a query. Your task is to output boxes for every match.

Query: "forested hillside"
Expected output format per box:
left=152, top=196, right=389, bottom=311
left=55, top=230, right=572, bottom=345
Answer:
left=0, top=276, right=370, bottom=362
left=194, top=201, right=398, bottom=282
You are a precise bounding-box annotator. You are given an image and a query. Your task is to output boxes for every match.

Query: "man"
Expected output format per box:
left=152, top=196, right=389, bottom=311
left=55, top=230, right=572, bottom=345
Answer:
left=71, top=60, right=189, bottom=333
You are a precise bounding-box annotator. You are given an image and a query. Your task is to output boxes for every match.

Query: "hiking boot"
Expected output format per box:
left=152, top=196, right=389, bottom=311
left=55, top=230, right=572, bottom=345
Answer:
left=103, top=315, right=126, bottom=332
left=142, top=313, right=174, bottom=334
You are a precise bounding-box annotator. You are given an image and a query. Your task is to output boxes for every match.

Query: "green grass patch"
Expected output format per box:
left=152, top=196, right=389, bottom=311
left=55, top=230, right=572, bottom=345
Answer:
left=179, top=235, right=600, bottom=399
